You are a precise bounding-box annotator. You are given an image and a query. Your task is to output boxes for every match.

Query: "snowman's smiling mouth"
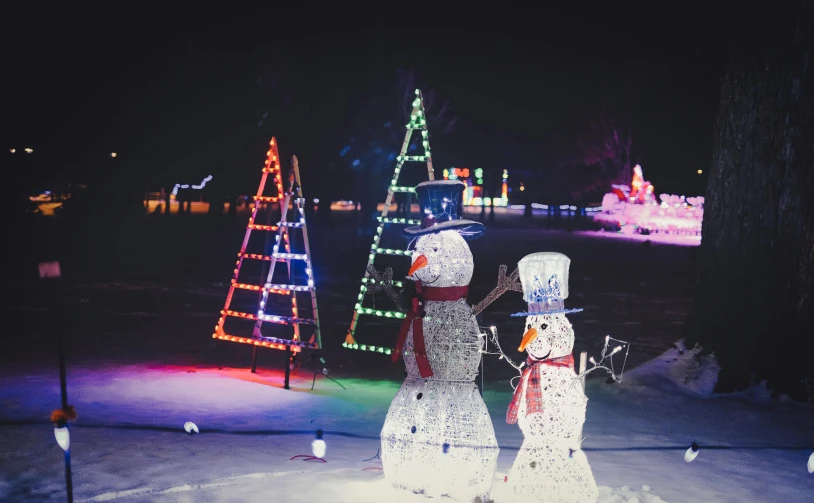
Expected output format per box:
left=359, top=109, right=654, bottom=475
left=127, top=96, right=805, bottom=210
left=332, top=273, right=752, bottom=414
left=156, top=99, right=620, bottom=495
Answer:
left=532, top=349, right=552, bottom=361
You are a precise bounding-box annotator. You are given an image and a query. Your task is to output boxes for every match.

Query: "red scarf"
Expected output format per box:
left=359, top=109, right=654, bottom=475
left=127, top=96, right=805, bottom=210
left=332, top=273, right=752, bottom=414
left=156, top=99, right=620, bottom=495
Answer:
left=506, top=354, right=575, bottom=424
left=391, top=283, right=469, bottom=378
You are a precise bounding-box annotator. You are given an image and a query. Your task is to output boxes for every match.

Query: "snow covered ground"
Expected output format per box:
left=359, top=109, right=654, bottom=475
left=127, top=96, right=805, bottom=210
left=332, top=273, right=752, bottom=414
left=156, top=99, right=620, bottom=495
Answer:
left=1, top=340, right=812, bottom=502
left=4, top=222, right=811, bottom=502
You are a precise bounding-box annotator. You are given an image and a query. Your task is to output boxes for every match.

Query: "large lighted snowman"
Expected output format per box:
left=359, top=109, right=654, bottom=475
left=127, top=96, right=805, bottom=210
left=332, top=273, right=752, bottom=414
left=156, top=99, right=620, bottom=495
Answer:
left=504, top=252, right=598, bottom=503
left=381, top=180, right=499, bottom=502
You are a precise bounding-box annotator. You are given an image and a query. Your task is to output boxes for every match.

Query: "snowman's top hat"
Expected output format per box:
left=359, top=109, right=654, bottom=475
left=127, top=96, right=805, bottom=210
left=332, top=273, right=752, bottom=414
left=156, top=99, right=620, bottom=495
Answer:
left=403, top=180, right=485, bottom=240
left=510, top=252, right=583, bottom=317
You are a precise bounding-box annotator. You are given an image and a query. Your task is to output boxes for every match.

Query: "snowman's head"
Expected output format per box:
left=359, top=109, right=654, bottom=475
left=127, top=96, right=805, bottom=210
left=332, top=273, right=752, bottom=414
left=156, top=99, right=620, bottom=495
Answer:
left=407, top=230, right=473, bottom=287
left=518, top=313, right=575, bottom=360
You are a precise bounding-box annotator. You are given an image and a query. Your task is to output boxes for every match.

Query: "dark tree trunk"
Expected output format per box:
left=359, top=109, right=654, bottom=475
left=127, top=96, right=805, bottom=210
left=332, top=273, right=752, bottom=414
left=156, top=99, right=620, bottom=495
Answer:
left=685, top=2, right=814, bottom=400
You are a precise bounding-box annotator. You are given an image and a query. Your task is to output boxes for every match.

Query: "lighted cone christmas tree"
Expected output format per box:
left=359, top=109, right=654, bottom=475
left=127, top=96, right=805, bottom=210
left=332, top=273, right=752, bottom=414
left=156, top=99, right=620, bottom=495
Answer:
left=505, top=252, right=598, bottom=503
left=380, top=180, right=498, bottom=502
left=343, top=89, right=436, bottom=354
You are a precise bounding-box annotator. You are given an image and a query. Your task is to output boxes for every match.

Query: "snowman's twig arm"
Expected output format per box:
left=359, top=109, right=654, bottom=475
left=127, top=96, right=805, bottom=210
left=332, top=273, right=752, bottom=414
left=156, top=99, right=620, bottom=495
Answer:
left=365, top=265, right=406, bottom=310
left=471, top=265, right=523, bottom=316
left=481, top=327, right=524, bottom=374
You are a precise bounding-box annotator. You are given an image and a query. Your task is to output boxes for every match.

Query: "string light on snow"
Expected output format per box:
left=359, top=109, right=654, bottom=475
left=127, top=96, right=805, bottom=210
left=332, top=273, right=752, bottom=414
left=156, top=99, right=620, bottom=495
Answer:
left=312, top=429, right=326, bottom=458
left=684, top=442, right=700, bottom=462
left=184, top=421, right=199, bottom=434
left=808, top=451, right=814, bottom=473
left=54, top=426, right=70, bottom=451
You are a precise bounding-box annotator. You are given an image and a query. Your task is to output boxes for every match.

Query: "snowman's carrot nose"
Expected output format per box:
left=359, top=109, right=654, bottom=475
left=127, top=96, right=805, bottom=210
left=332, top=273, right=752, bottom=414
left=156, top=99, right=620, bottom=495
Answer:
left=518, top=328, right=538, bottom=352
left=408, top=254, right=428, bottom=276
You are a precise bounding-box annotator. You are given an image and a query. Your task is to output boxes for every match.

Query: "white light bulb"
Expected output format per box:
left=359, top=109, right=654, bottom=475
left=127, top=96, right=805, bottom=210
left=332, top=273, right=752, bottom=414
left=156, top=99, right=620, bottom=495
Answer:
left=684, top=443, right=699, bottom=463
left=611, top=346, right=622, bottom=355
left=184, top=421, right=199, bottom=434
left=54, top=427, right=70, bottom=451
left=312, top=439, right=326, bottom=458
left=808, top=452, right=814, bottom=474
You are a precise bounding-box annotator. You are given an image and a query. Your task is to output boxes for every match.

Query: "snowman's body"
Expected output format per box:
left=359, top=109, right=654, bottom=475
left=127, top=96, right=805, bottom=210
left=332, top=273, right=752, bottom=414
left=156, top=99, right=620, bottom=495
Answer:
left=381, top=231, right=499, bottom=502
left=506, top=313, right=598, bottom=503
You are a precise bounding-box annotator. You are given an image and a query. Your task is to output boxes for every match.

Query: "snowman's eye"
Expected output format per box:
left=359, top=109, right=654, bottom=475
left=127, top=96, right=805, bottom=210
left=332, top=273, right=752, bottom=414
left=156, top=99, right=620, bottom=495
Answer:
left=527, top=324, right=532, bottom=330
left=540, top=323, right=548, bottom=330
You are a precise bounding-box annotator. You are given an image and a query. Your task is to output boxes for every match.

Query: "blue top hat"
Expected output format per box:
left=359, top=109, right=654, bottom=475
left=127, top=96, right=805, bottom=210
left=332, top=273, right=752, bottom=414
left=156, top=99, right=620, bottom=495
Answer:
left=510, top=252, right=584, bottom=317
left=403, top=180, right=485, bottom=240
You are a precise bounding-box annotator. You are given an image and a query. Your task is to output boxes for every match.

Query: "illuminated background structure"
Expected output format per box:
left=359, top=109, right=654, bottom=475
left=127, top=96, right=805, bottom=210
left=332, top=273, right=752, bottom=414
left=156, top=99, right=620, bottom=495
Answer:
left=443, top=167, right=510, bottom=207
left=593, top=164, right=704, bottom=237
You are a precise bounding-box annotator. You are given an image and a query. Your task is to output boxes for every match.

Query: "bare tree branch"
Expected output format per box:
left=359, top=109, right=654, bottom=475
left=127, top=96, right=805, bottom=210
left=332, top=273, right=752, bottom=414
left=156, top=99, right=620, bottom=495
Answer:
left=580, top=111, right=633, bottom=184
left=397, top=69, right=457, bottom=134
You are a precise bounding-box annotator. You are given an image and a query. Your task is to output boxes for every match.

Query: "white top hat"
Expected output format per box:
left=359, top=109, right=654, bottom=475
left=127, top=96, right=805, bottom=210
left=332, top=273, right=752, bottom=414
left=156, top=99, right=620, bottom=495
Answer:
left=510, top=252, right=583, bottom=317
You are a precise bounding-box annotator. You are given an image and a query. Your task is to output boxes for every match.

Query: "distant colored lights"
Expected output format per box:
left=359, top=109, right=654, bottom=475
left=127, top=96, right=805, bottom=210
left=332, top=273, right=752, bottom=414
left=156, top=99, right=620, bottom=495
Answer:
left=24, top=147, right=33, bottom=154
left=9, top=148, right=15, bottom=154
left=697, top=169, right=703, bottom=174
left=110, top=152, right=117, bottom=158
left=172, top=175, right=213, bottom=196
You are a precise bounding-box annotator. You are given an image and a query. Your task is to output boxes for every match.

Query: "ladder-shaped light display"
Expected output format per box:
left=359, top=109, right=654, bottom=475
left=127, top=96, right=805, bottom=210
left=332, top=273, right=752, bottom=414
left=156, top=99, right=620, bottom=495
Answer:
left=213, top=138, right=321, bottom=354
left=254, top=154, right=321, bottom=350
left=343, top=89, right=435, bottom=354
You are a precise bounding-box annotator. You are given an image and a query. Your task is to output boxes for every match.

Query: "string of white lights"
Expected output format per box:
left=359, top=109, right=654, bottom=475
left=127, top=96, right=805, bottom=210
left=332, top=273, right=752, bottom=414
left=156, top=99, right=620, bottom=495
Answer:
left=482, top=327, right=630, bottom=392
left=171, top=175, right=213, bottom=196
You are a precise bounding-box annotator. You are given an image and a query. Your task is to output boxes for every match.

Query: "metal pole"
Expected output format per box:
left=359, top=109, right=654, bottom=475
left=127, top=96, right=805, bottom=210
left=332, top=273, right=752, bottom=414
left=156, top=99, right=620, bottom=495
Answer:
left=478, top=330, right=487, bottom=397
left=64, top=449, right=73, bottom=503
left=284, top=346, right=292, bottom=390
left=578, top=351, right=587, bottom=447
left=58, top=330, right=69, bottom=411
left=251, top=346, right=258, bottom=373
left=579, top=351, right=587, bottom=391
left=54, top=273, right=73, bottom=503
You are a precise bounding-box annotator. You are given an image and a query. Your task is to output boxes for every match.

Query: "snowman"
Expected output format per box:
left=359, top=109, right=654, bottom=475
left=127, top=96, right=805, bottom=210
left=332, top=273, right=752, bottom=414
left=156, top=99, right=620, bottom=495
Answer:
left=381, top=180, right=499, bottom=502
left=504, top=252, right=598, bottom=503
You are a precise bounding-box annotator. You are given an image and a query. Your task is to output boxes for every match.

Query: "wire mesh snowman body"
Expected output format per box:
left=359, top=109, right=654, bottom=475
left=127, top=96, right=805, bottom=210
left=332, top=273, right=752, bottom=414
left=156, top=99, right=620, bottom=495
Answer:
left=381, top=230, right=499, bottom=502
left=505, top=253, right=598, bottom=503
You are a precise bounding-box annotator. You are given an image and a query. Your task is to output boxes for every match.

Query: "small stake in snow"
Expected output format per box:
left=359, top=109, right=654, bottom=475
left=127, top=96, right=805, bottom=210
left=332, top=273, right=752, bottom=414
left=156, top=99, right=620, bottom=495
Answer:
left=684, top=442, right=700, bottom=463
left=41, top=261, right=74, bottom=503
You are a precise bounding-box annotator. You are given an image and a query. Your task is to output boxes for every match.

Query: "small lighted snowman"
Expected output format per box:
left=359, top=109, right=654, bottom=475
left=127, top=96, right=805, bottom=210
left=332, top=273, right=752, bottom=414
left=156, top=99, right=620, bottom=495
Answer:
left=504, top=252, right=598, bottom=503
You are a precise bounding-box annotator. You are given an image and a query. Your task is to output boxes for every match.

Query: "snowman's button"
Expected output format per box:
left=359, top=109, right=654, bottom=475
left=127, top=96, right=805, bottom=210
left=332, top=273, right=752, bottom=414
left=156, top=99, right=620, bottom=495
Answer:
left=416, top=392, right=423, bottom=400
left=419, top=310, right=427, bottom=318
left=410, top=426, right=416, bottom=434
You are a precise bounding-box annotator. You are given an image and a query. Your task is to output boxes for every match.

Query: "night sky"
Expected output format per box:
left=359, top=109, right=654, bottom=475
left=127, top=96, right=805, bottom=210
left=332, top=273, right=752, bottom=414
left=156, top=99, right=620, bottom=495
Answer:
left=5, top=3, right=739, bottom=199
